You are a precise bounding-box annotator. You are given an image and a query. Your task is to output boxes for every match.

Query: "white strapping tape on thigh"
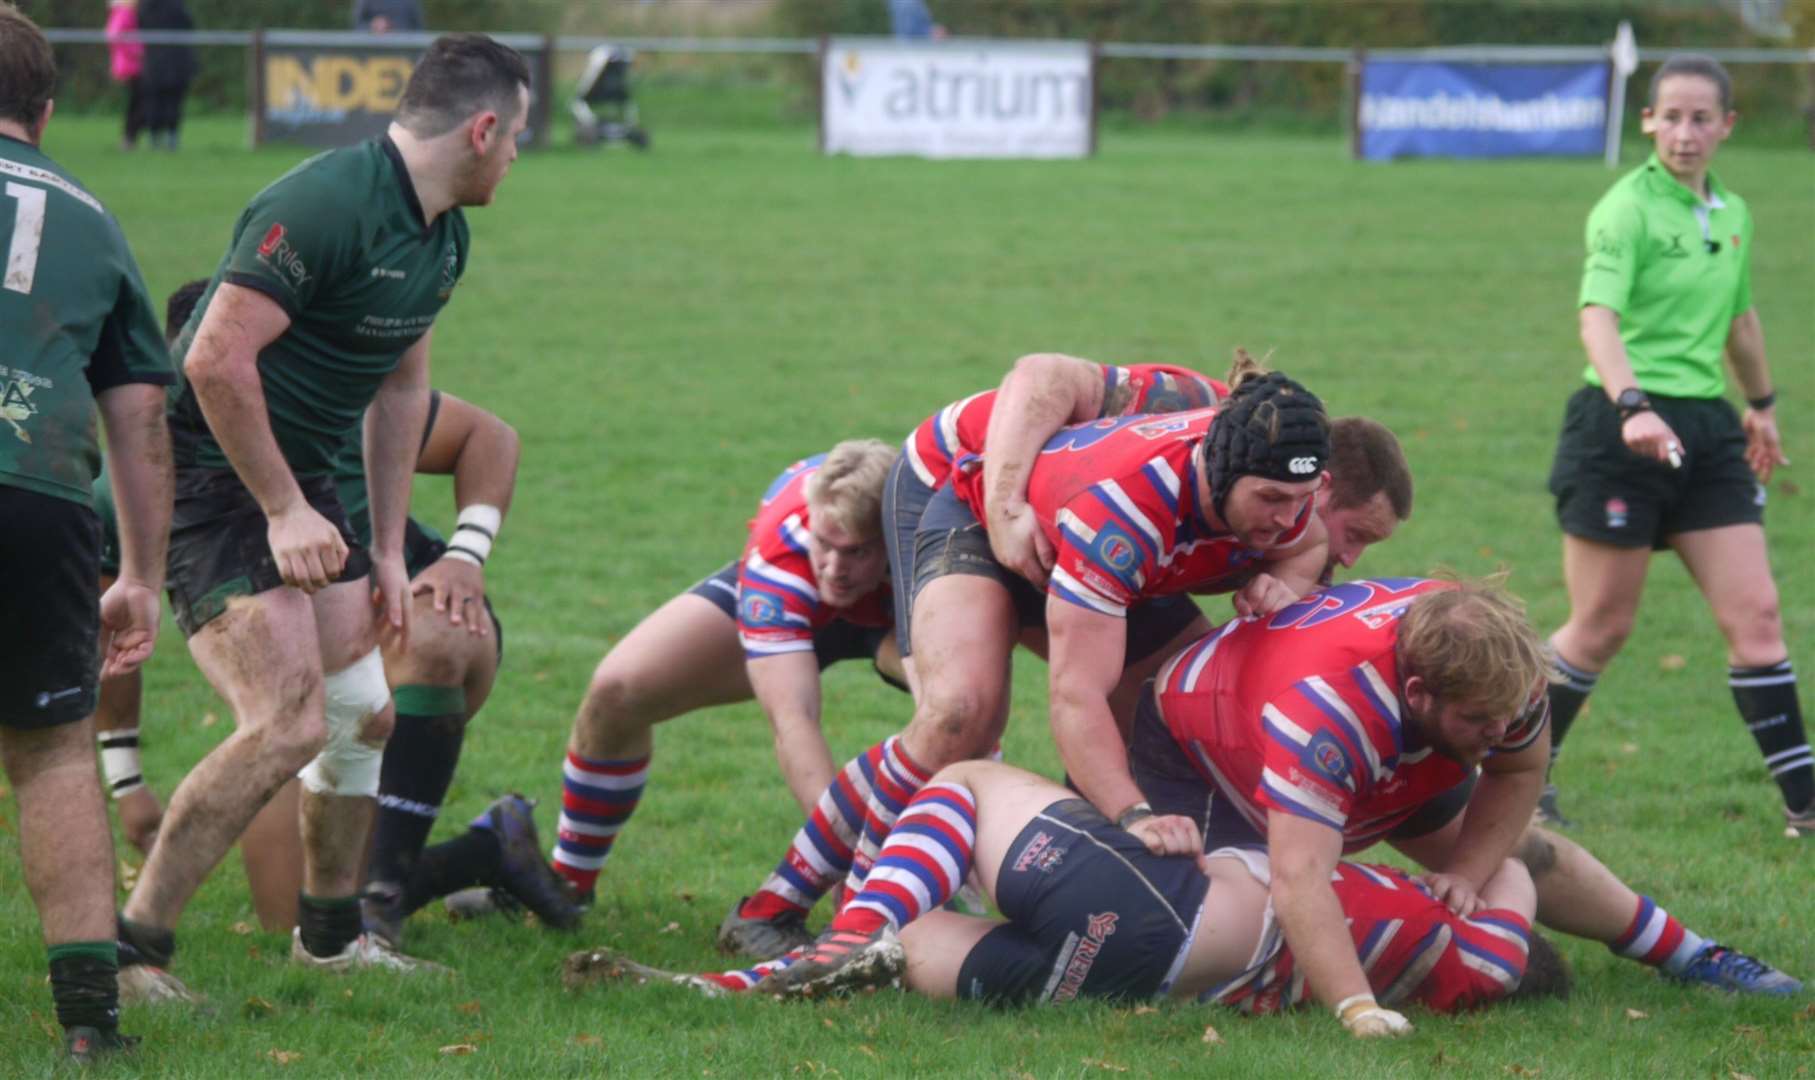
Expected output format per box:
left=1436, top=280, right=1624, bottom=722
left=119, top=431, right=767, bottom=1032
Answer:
left=299, top=648, right=391, bottom=797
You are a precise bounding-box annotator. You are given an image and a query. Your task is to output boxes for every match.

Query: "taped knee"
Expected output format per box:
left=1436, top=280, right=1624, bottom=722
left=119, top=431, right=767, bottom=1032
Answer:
left=299, top=649, right=391, bottom=797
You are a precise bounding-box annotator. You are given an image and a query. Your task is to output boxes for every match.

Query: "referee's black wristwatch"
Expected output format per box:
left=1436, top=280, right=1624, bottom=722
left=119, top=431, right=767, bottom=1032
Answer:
left=1614, top=387, right=1653, bottom=422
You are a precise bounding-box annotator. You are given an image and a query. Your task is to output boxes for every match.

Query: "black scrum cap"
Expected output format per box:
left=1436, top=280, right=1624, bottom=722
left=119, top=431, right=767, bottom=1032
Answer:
left=1205, top=372, right=1329, bottom=522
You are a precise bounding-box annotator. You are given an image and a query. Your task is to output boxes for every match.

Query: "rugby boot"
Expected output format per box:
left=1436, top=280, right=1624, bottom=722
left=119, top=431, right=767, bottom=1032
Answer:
left=64, top=1026, right=139, bottom=1065
left=470, top=794, right=585, bottom=931
left=562, top=946, right=726, bottom=998
left=1671, top=943, right=1802, bottom=995
left=289, top=929, right=452, bottom=975
left=753, top=924, right=904, bottom=999
left=1785, top=799, right=1814, bottom=839
left=443, top=885, right=521, bottom=921
left=360, top=881, right=406, bottom=951
left=716, top=896, right=813, bottom=960
left=1533, top=783, right=1575, bottom=829
left=116, top=917, right=199, bottom=1004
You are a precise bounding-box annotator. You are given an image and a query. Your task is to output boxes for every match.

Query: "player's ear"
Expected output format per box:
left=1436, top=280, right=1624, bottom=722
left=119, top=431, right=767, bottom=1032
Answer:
left=469, top=109, right=499, bottom=155
left=1402, top=674, right=1432, bottom=716
left=1639, top=106, right=1658, bottom=135
left=34, top=98, right=53, bottom=141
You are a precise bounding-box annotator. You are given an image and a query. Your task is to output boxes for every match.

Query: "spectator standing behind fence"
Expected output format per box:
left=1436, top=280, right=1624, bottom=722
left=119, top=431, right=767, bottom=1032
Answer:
left=104, top=0, right=144, bottom=151
left=887, top=0, right=945, bottom=40
left=135, top=0, right=194, bottom=151
left=355, top=0, right=424, bottom=34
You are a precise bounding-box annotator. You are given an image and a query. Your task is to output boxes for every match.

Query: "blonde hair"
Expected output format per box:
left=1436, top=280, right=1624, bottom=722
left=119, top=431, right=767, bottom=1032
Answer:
left=805, top=438, right=896, bottom=540
left=1398, top=574, right=1549, bottom=719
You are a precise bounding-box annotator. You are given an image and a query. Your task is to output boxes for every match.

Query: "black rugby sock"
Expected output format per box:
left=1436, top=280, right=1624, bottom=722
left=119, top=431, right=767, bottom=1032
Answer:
left=400, top=828, right=502, bottom=917
left=48, top=942, right=121, bottom=1034
left=1545, top=651, right=1600, bottom=752
left=1729, top=661, right=1813, bottom=811
left=298, top=894, right=362, bottom=957
left=369, top=687, right=467, bottom=889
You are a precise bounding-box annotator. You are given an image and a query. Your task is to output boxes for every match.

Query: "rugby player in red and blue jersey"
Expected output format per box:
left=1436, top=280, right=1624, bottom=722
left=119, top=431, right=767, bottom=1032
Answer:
left=550, top=441, right=902, bottom=911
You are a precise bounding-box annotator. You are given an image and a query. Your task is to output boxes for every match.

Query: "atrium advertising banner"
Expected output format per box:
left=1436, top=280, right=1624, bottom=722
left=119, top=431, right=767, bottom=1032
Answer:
left=254, top=32, right=551, bottom=149
left=1358, top=61, right=1610, bottom=160
left=821, top=37, right=1095, bottom=159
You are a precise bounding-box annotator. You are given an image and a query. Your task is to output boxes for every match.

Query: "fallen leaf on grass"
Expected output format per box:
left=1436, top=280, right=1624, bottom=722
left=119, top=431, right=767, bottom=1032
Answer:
left=455, top=1000, right=483, bottom=1016
left=1621, top=742, right=1640, bottom=755
left=534, top=671, right=551, bottom=683
left=856, top=1045, right=877, bottom=1059
left=440, top=1044, right=479, bottom=1056
left=1504, top=1066, right=1539, bottom=1077
left=572, top=1034, right=602, bottom=1047
left=1132, top=1005, right=1159, bottom=1016
left=1730, top=1071, right=1756, bottom=1080
left=267, top=1049, right=302, bottom=1065
left=1082, top=1059, right=1128, bottom=1073
left=201, top=711, right=218, bottom=728
left=1625, top=1008, right=1648, bottom=1020
left=118, top=860, right=140, bottom=892
left=1201, top=1025, right=1223, bottom=1046
left=1658, top=655, right=1686, bottom=672
left=230, top=921, right=253, bottom=935
left=659, top=921, right=682, bottom=935
left=677, top=889, right=695, bottom=903
left=243, top=996, right=275, bottom=1018
left=1776, top=480, right=1800, bottom=497
left=1797, top=1002, right=1815, bottom=1022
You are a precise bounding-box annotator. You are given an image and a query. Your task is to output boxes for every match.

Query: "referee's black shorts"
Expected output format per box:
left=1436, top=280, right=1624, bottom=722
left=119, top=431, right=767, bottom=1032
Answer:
left=1548, top=386, right=1764, bottom=550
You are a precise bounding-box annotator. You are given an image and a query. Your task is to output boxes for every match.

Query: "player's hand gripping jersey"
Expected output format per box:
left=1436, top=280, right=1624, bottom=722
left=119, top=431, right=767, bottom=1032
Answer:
left=1152, top=578, right=1548, bottom=849
left=736, top=455, right=892, bottom=659
left=1207, top=852, right=1532, bottom=1015
left=902, top=364, right=1224, bottom=490
left=951, top=408, right=1312, bottom=617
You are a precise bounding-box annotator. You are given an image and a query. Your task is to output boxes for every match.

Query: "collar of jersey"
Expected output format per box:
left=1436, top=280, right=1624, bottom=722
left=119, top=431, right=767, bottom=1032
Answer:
left=1640, top=152, right=1729, bottom=210
left=379, top=134, right=433, bottom=235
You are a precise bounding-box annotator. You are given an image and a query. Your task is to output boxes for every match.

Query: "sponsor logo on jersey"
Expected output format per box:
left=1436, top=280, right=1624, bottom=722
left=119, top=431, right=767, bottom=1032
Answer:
left=255, top=223, right=312, bottom=291
left=370, top=266, right=406, bottom=280
left=740, top=590, right=786, bottom=628
left=258, top=223, right=286, bottom=257
left=1011, top=830, right=1065, bottom=874
left=1604, top=497, right=1629, bottom=529
left=1051, top=912, right=1119, bottom=1003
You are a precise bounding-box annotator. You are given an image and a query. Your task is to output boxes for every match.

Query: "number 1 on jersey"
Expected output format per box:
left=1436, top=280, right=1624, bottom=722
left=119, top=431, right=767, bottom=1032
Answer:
left=4, top=181, right=47, bottom=295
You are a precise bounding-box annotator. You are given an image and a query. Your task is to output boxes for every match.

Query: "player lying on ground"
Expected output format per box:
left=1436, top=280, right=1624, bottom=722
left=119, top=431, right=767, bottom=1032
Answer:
left=567, top=759, right=1570, bottom=1036
left=548, top=441, right=906, bottom=907
left=1130, top=575, right=1803, bottom=1003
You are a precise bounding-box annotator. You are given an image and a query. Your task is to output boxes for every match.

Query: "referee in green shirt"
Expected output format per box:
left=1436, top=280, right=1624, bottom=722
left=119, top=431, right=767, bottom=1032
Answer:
left=1541, top=55, right=1809, bottom=838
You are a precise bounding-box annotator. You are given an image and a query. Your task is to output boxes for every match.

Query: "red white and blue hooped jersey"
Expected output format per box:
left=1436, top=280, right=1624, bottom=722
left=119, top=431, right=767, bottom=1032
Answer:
left=736, top=454, right=893, bottom=660
left=1152, top=578, right=1548, bottom=851
left=902, top=363, right=1224, bottom=490
left=952, top=407, right=1313, bottom=617
left=1203, top=850, right=1532, bottom=1014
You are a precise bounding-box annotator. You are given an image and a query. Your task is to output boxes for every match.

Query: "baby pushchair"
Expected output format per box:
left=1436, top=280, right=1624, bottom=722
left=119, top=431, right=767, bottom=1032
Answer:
left=571, top=44, right=649, bottom=149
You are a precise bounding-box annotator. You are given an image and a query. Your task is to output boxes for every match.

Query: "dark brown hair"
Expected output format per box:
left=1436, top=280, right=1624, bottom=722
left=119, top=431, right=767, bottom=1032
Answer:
left=1328, top=416, right=1412, bottom=519
left=395, top=33, right=530, bottom=139
left=0, top=4, right=56, bottom=133
left=1649, top=54, right=1732, bottom=112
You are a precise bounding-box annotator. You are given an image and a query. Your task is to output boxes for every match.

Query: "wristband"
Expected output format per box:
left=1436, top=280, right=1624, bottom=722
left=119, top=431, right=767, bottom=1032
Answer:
left=1335, top=994, right=1379, bottom=1023
left=98, top=728, right=145, bottom=799
left=446, top=503, right=502, bottom=567
left=1116, top=801, right=1155, bottom=831
left=1748, top=391, right=1776, bottom=411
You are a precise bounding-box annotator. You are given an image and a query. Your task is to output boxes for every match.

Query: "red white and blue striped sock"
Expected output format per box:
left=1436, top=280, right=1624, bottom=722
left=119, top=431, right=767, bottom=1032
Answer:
left=699, top=952, right=799, bottom=993
left=1610, top=896, right=1705, bottom=975
left=738, top=738, right=896, bottom=921
left=833, top=781, right=977, bottom=936
left=552, top=751, right=649, bottom=896
left=843, top=736, right=932, bottom=899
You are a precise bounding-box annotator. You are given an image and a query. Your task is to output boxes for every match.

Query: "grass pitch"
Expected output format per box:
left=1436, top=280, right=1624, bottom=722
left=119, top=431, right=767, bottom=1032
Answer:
left=1, top=98, right=1810, bottom=1076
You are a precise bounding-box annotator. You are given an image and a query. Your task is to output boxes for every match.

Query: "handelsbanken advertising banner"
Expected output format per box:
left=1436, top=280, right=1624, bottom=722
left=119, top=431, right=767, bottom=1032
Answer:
left=821, top=37, right=1095, bottom=159
left=256, top=31, right=550, bottom=150
left=1359, top=61, right=1610, bottom=160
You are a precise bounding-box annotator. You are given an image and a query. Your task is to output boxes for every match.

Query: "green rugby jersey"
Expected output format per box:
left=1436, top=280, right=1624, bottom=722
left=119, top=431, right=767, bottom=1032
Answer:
left=169, top=136, right=469, bottom=476
left=0, top=135, right=173, bottom=505
left=1577, top=154, right=1754, bottom=400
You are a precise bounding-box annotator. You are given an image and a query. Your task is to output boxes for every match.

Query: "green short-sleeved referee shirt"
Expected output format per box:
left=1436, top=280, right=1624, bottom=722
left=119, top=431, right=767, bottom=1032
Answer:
left=169, top=136, right=469, bottom=476
left=1577, top=153, right=1754, bottom=400
left=0, top=136, right=174, bottom=505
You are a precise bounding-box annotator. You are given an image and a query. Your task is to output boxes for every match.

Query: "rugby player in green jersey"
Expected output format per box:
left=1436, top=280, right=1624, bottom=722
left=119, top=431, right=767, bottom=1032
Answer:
left=114, top=34, right=532, bottom=998
left=0, top=6, right=174, bottom=1061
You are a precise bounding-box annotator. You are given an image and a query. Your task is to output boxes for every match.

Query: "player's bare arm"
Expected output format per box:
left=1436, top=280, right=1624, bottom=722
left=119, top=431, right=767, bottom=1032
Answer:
left=95, top=383, right=173, bottom=678
left=982, top=354, right=1107, bottom=585
left=410, top=391, right=520, bottom=632
left=1267, top=810, right=1412, bottom=1038
left=1580, top=304, right=1681, bottom=467
left=185, top=282, right=349, bottom=591
left=1046, top=597, right=1202, bottom=856
left=747, top=652, right=838, bottom=812
left=1724, top=308, right=1786, bottom=482
left=364, top=331, right=433, bottom=644
left=1235, top=512, right=1329, bottom=618
left=1424, top=728, right=1548, bottom=915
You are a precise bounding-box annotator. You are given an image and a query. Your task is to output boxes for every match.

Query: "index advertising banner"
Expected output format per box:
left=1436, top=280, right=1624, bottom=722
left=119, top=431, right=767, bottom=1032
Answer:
left=822, top=38, right=1094, bottom=159
left=1359, top=61, right=1610, bottom=160
left=256, top=32, right=550, bottom=149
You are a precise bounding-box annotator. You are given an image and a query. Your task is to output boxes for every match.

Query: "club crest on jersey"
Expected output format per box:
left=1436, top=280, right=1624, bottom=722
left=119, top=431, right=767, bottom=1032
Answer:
left=1093, top=523, right=1141, bottom=575
left=437, top=243, right=460, bottom=300
left=1305, top=732, right=1349, bottom=784
left=1604, top=497, right=1629, bottom=529
left=740, top=590, right=786, bottom=627
left=1011, top=830, right=1065, bottom=874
